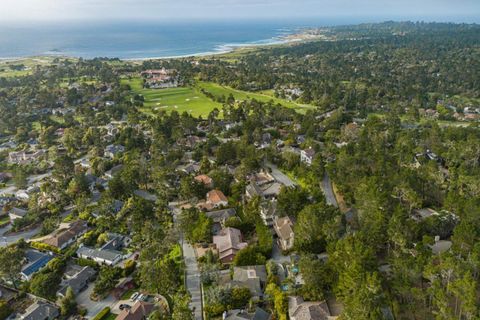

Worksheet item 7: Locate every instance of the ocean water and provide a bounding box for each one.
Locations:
[1,17,476,60]
[0,18,357,59]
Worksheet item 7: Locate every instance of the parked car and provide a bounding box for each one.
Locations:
[119,304,131,310]
[130,292,139,301]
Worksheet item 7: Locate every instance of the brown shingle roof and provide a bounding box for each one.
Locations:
[115,301,155,320]
[207,189,228,204]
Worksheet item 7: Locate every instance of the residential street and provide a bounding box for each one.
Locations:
[266,162,296,187]
[170,203,203,320]
[182,239,203,320]
[321,173,338,208]
[0,225,40,247]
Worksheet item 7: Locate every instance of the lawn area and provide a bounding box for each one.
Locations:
[197,81,315,114]
[122,77,316,117]
[0,56,64,78]
[121,77,222,117]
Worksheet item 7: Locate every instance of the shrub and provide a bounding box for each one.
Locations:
[0,300,12,320]
[92,307,110,320]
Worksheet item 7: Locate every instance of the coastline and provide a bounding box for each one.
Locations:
[0,29,322,63]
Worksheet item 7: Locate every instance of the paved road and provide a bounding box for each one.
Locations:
[0,225,41,247]
[182,240,203,320]
[170,203,202,320]
[76,282,118,319]
[0,205,74,247]
[266,163,296,187]
[321,173,338,208]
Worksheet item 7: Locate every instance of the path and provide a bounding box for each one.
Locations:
[321,173,338,208]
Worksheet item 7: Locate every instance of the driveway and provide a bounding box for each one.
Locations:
[76,282,118,319]
[321,173,338,208]
[266,163,296,187]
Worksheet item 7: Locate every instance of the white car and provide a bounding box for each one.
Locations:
[130,292,139,301]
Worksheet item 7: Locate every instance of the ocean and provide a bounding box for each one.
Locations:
[0,18,363,59]
[1,17,477,60]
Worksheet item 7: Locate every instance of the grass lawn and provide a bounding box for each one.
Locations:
[122,77,316,117]
[197,81,315,114]
[120,287,138,300]
[0,56,64,78]
[121,77,222,117]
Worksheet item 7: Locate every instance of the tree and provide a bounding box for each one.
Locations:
[294,203,339,254]
[233,246,266,266]
[171,293,194,320]
[0,246,24,289]
[0,300,12,320]
[93,267,121,297]
[13,166,27,189]
[59,287,77,316]
[30,271,61,299]
[265,283,288,320]
[256,222,273,258]
[298,255,333,301]
[230,287,251,309]
[276,186,309,218]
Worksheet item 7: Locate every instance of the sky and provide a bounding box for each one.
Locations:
[0,0,479,23]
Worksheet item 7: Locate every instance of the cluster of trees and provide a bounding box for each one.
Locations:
[193,22,479,113]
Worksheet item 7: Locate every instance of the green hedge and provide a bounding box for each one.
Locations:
[29,241,61,254]
[92,307,111,320]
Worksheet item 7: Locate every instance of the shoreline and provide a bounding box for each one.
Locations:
[0,30,321,63]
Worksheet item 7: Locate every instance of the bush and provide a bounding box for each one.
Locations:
[233,246,266,266]
[123,260,136,277]
[0,300,12,320]
[92,307,110,320]
[29,242,61,254]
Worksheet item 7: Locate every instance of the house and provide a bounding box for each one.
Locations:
[57,266,96,298]
[246,181,282,201]
[106,123,120,136]
[274,216,294,251]
[105,164,124,179]
[288,296,335,320]
[104,144,125,158]
[77,246,123,266]
[115,301,155,320]
[8,150,45,165]
[245,181,263,200]
[21,250,54,281]
[206,189,228,209]
[232,265,267,299]
[251,171,274,186]
[177,162,201,175]
[9,207,28,221]
[223,307,272,320]
[17,301,59,320]
[194,174,213,188]
[77,233,129,265]
[41,220,88,250]
[260,200,277,227]
[213,227,248,264]
[411,208,439,222]
[206,208,236,234]
[0,172,12,183]
[300,148,315,166]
